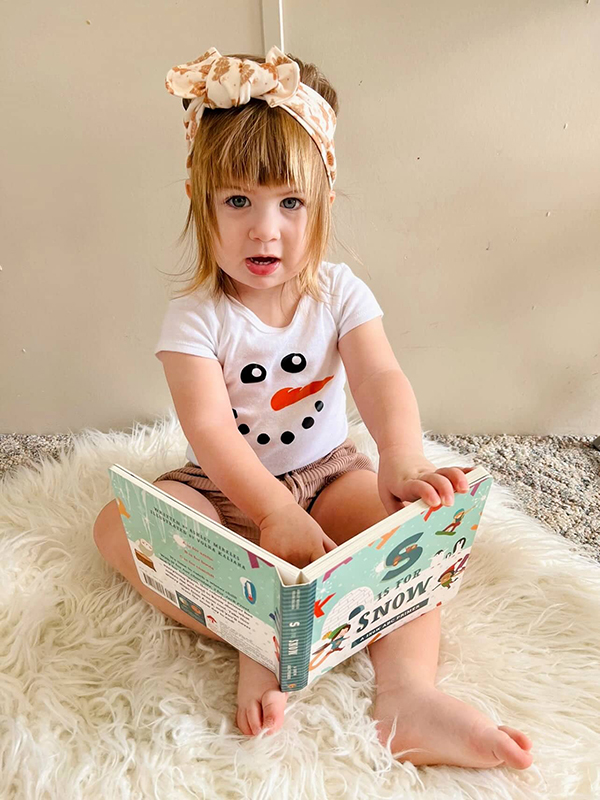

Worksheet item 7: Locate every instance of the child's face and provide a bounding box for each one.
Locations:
[186,181,334,297]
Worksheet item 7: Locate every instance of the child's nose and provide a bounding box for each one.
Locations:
[250,209,281,241]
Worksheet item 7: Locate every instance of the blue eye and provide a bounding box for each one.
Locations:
[224,196,304,210]
[281,197,304,210]
[225,195,249,209]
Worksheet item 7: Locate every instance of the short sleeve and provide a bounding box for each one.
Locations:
[331,263,384,339]
[154,294,219,361]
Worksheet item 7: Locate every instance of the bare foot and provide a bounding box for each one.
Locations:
[373,682,534,769]
[236,651,288,736]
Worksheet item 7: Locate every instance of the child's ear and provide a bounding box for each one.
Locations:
[185,180,192,200]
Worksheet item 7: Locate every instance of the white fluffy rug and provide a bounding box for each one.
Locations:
[1,409,599,800]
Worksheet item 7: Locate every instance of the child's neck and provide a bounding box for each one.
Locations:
[232,278,302,328]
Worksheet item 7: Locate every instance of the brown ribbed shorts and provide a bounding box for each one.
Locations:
[153,437,376,546]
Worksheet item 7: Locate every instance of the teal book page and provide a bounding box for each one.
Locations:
[109,466,282,676]
[306,472,493,685]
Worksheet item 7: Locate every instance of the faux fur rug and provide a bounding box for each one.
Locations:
[1,408,599,800]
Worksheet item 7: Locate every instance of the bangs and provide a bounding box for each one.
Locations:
[192,100,325,201]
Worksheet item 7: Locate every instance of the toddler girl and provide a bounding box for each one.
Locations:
[94,46,533,770]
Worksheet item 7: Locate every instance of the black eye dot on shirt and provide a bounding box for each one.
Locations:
[238,424,250,435]
[280,353,307,373]
[280,431,295,445]
[257,433,270,445]
[232,409,238,419]
[240,363,267,383]
[302,417,314,429]
[315,401,324,412]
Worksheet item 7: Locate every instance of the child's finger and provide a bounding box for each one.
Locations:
[418,474,455,506]
[434,467,470,492]
[322,533,338,551]
[394,478,442,508]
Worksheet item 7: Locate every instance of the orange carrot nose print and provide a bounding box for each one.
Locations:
[271,375,334,411]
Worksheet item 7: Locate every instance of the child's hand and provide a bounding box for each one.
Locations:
[259,502,338,569]
[377,450,472,516]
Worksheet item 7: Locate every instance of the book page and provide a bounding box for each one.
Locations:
[301,465,487,583]
[304,467,492,685]
[110,466,291,676]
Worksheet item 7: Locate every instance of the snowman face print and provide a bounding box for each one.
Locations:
[234,351,334,447]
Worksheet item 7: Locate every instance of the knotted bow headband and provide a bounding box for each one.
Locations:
[165,45,337,189]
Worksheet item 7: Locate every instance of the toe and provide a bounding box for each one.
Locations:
[498,725,533,751]
[236,707,252,736]
[261,689,287,734]
[491,727,534,770]
[246,700,264,736]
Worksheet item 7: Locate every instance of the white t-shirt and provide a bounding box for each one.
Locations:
[154,261,384,476]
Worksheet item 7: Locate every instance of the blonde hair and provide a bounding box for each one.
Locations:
[162,52,340,306]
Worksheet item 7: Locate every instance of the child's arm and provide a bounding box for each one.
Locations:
[338,318,470,513]
[187,423,337,565]
[159,351,299,525]
[189,424,297,524]
[338,318,428,460]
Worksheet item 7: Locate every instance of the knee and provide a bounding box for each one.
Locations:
[93,499,124,563]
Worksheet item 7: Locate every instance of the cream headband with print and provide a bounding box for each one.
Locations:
[165,45,337,189]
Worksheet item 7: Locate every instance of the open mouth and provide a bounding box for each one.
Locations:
[245,257,280,275]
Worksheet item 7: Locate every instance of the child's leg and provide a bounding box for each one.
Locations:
[236,651,288,735]
[370,616,533,769]
[309,469,534,770]
[93,480,288,736]
[93,482,226,642]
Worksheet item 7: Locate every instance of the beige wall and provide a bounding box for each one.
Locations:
[1,0,598,435]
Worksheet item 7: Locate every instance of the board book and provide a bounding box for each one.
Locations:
[109,463,493,692]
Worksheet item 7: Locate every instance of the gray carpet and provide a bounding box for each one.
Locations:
[1,431,599,563]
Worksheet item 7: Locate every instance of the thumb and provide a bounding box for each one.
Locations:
[322,532,338,552]
[309,543,328,564]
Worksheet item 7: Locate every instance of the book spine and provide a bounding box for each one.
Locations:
[279,581,316,692]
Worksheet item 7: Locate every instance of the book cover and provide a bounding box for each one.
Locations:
[108,463,492,692]
[109,466,299,677]
[302,466,493,686]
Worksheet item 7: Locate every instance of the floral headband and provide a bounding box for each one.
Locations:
[165,45,337,189]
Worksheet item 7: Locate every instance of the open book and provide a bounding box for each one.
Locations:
[109,463,493,692]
